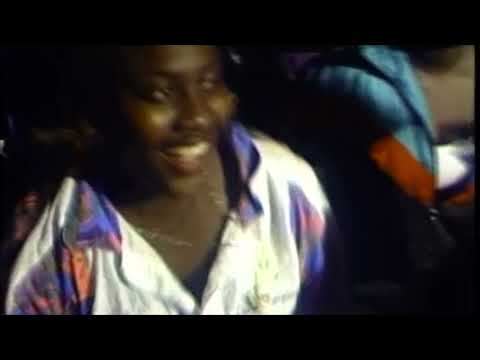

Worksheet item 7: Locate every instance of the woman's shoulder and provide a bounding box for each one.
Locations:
[252,131,315,173]
[250,131,330,210]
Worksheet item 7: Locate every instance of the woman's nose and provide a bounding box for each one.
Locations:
[174,91,213,132]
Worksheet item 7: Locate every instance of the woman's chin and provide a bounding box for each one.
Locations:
[162,174,206,197]
[145,147,215,196]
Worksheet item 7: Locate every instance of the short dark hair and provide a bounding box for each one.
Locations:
[5,47,117,200]
[6,46,242,199]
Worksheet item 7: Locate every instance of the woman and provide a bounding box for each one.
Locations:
[4,46,334,315]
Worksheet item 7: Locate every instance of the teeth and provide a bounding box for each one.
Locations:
[165,142,210,158]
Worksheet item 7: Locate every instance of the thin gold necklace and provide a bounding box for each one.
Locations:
[133,170,229,248]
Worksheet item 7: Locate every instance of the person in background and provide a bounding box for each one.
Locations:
[280,45,475,314]
[2,46,341,315]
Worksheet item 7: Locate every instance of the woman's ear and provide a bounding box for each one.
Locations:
[29,115,102,174]
[225,92,239,124]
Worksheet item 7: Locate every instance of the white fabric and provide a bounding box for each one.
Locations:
[6,136,331,315]
[436,142,473,190]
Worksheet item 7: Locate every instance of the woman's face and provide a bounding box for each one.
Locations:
[107,46,236,194]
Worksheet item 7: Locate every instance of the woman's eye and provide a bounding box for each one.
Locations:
[200,76,220,91]
[151,90,168,102]
[150,85,176,102]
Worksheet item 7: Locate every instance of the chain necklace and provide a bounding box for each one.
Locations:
[134,229,194,248]
[133,170,229,248]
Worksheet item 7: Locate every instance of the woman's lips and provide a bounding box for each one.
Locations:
[159,142,211,176]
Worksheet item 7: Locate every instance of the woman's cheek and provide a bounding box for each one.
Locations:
[140,106,176,135]
[209,89,237,126]
[121,96,176,144]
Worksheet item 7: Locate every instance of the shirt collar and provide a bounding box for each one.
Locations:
[71,122,265,249]
[66,181,122,253]
[227,122,264,225]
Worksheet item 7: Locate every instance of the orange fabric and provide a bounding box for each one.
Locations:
[70,247,92,302]
[448,184,475,205]
[61,246,93,302]
[370,136,436,206]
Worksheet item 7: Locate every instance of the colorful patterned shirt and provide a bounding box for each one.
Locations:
[5,123,331,315]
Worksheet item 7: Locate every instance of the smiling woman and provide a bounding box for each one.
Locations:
[3,46,339,315]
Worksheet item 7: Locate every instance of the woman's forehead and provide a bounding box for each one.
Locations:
[119,45,220,76]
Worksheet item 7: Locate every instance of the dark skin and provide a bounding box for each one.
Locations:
[86,46,240,283]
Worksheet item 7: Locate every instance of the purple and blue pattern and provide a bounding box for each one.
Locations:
[9,122,328,315]
[289,183,326,284]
